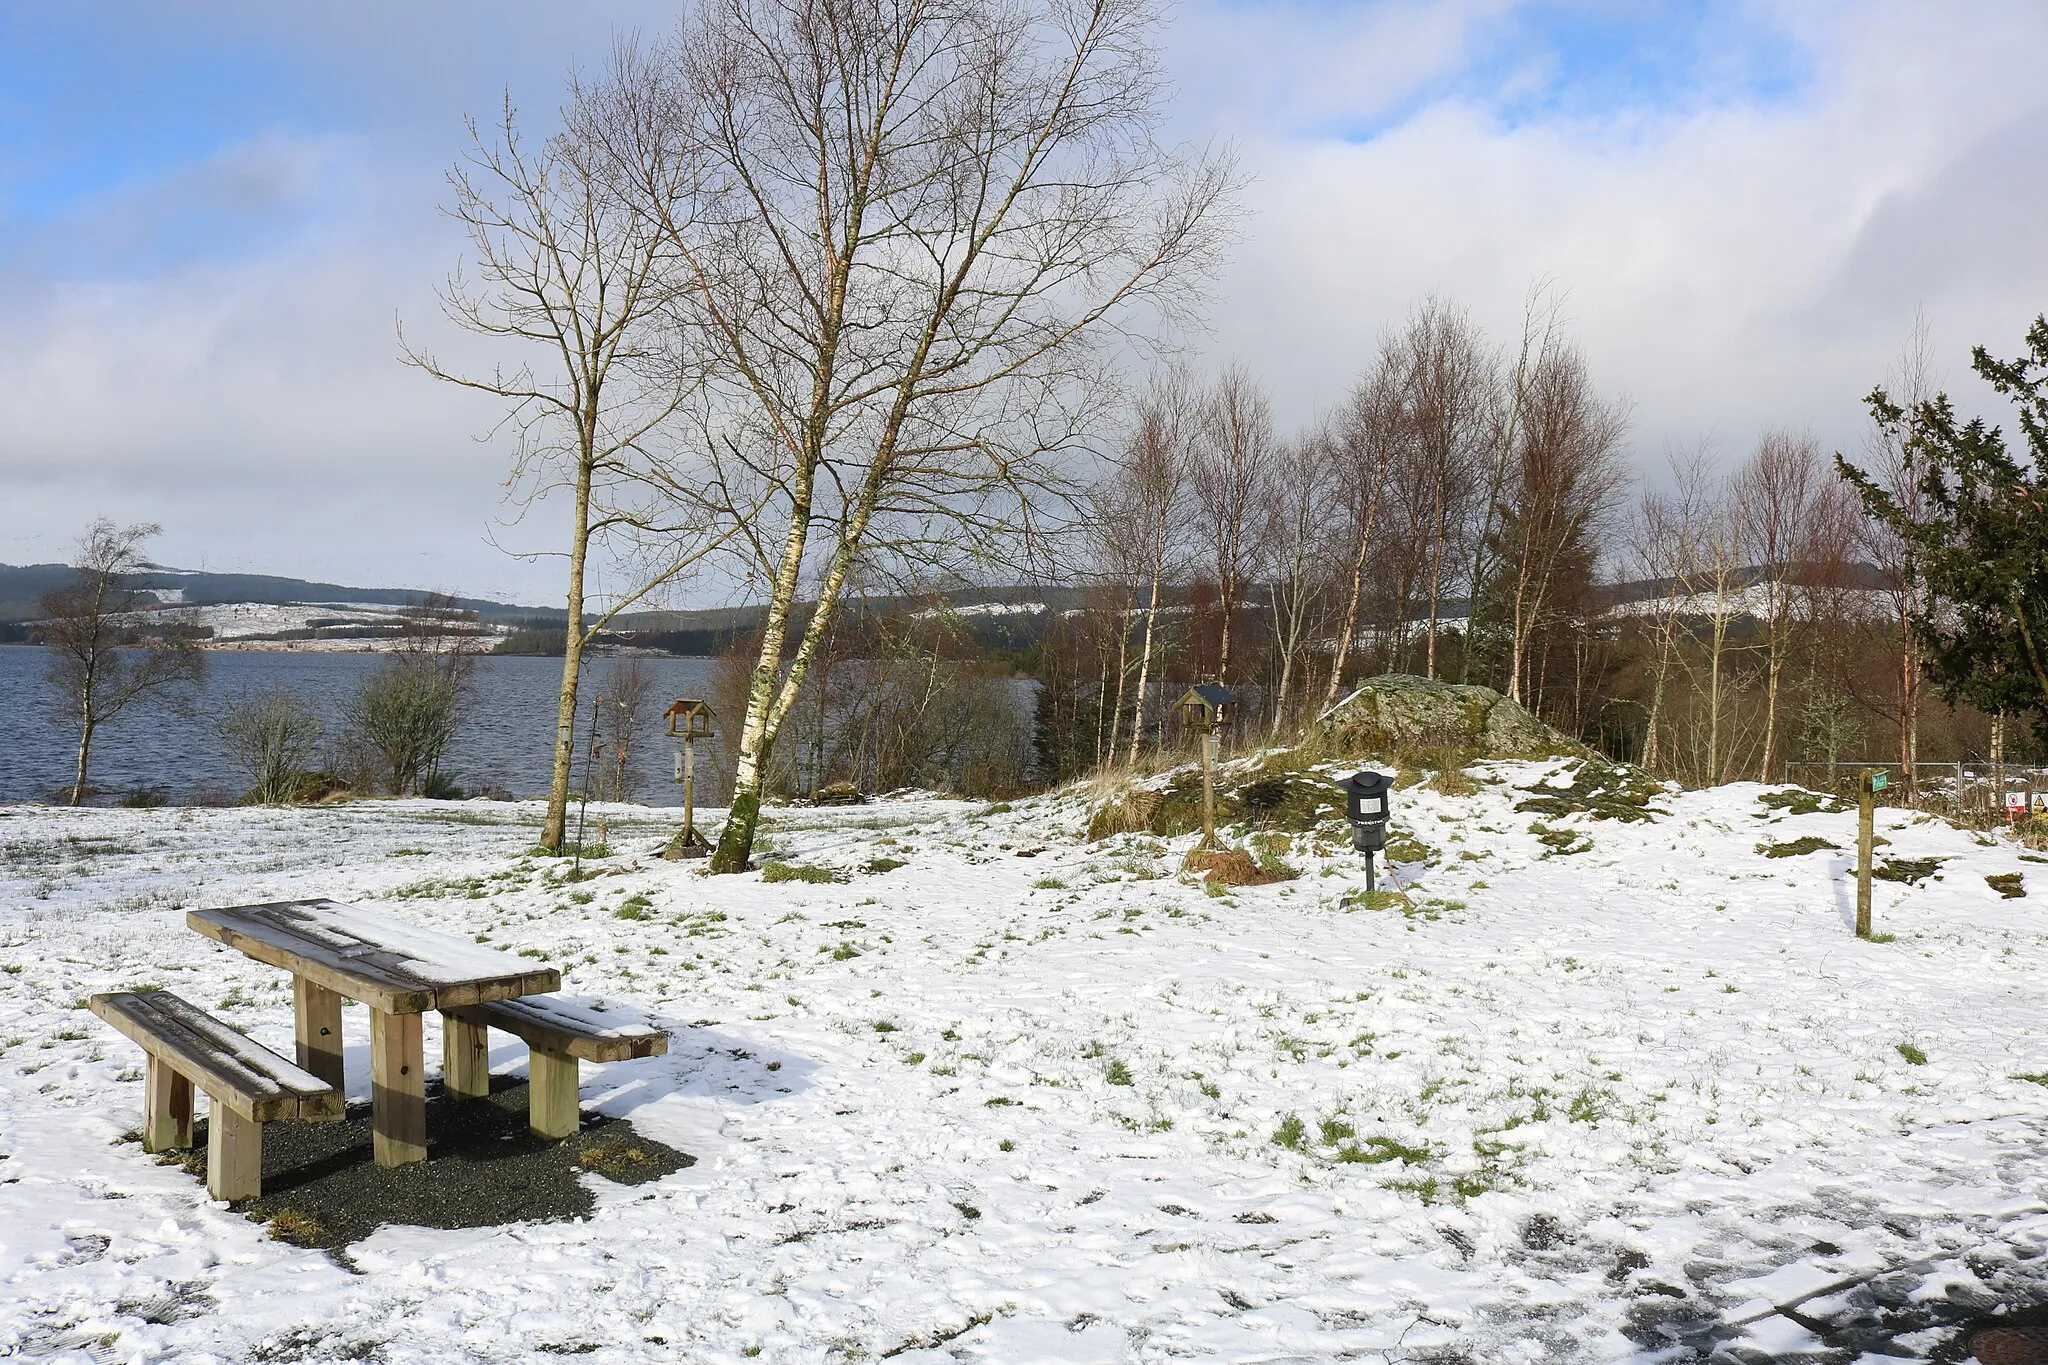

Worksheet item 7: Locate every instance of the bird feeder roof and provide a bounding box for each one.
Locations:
[1177,683,1237,709]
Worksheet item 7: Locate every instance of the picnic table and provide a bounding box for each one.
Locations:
[186,899,560,1167]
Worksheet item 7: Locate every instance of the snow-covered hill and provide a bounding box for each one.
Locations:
[4,761,2047,1361]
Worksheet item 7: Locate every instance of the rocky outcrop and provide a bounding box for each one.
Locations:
[1306,674,1582,761]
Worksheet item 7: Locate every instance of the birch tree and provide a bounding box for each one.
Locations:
[1113,376,1194,765]
[1190,364,1275,683]
[1494,342,1627,707]
[40,520,206,806]
[1736,428,1824,783]
[404,94,723,851]
[594,0,1236,869]
[1320,352,1398,710]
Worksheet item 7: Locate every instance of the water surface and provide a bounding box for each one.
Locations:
[0,647,717,805]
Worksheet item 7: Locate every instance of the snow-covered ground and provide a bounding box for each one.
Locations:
[111,601,512,650]
[5,762,2048,1362]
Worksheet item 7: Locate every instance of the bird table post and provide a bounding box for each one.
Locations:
[1175,684,1237,851]
[1856,767,1885,939]
[662,699,717,860]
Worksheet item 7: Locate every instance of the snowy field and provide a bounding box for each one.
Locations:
[5,761,2048,1363]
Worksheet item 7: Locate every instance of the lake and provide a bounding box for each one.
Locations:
[0,647,719,806]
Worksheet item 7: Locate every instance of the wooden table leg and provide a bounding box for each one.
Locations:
[143,1056,192,1152]
[294,978,345,1097]
[369,1008,427,1167]
[529,1046,581,1140]
[441,1010,490,1101]
[206,1103,262,1201]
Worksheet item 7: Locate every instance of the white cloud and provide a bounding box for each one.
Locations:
[2,0,2044,600]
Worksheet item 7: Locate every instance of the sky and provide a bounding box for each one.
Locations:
[1,0,2044,606]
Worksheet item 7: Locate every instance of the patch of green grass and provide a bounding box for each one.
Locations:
[1335,1135,1432,1165]
[1757,789,1852,816]
[830,942,862,960]
[1319,1116,1355,1145]
[387,848,431,857]
[1516,760,1667,823]
[904,1052,926,1065]
[1873,857,1946,885]
[1104,1059,1133,1086]
[1758,836,1838,858]
[872,1020,898,1034]
[1032,876,1066,890]
[1988,872,2026,899]
[614,894,654,920]
[762,861,841,885]
[1529,822,1592,857]
[862,857,907,874]
[1271,1114,1307,1150]
[1897,1042,1928,1066]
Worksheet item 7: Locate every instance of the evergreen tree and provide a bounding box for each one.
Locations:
[1838,316,2048,738]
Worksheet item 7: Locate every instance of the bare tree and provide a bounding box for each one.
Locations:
[590,0,1237,869]
[1259,423,1339,732]
[1848,310,1939,796]
[1114,375,1195,764]
[1495,341,1628,707]
[1320,347,1399,710]
[596,655,654,801]
[39,520,206,806]
[1465,278,1565,683]
[344,595,481,797]
[1629,449,1713,775]
[1399,297,1492,678]
[1190,364,1275,683]
[1736,428,1825,782]
[404,92,725,852]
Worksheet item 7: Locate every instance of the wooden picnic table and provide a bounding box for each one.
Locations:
[186,899,560,1168]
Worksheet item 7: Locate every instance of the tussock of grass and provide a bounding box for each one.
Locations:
[762,861,840,885]
[1758,836,1838,858]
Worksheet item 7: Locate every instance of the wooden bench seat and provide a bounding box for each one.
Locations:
[90,991,341,1201]
[440,996,667,1140]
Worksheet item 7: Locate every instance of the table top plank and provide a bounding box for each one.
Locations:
[186,899,561,1014]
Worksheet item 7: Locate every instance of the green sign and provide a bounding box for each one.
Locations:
[1870,771,1888,792]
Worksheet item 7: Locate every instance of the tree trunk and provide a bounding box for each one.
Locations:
[1758,618,1785,783]
[69,717,96,807]
[707,460,817,871]
[1128,569,1162,767]
[540,459,598,850]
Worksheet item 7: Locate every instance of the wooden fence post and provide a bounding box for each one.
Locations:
[1856,768,1878,939]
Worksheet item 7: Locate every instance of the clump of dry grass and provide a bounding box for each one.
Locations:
[1182,844,1296,886]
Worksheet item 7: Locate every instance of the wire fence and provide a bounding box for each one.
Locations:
[1781,760,2048,817]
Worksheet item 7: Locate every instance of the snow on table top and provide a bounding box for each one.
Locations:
[9,781,2048,1361]
[186,898,558,1010]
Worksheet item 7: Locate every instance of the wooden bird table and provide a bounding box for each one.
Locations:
[185,899,560,1168]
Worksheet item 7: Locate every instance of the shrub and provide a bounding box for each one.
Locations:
[218,686,326,804]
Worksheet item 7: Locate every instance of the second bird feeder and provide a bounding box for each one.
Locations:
[1176,683,1237,849]
[663,698,716,860]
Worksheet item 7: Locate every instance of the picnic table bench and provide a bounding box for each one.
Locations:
[185,899,559,1167]
[89,990,340,1200]
[443,995,668,1138]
